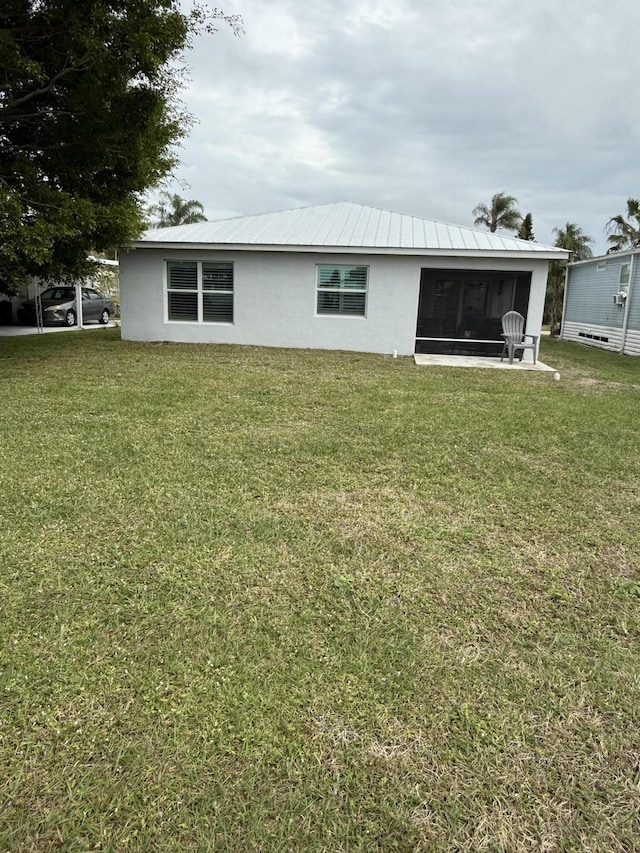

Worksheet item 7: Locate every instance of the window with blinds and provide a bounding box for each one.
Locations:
[167,261,198,321]
[203,262,234,322]
[316,265,367,316]
[167,261,233,323]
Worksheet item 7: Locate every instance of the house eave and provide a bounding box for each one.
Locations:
[568,246,640,267]
[130,241,567,261]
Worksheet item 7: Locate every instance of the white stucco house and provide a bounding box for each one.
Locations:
[119,202,569,358]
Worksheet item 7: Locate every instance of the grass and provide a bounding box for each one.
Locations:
[0,330,639,851]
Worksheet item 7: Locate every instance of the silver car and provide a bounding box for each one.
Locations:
[18,286,116,326]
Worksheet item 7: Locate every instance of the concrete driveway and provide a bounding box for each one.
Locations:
[0,322,118,337]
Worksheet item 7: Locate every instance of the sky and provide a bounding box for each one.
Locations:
[161,0,640,254]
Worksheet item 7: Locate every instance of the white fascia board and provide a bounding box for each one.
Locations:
[132,241,568,261]
[568,247,640,267]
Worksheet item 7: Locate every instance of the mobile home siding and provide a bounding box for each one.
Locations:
[564,260,626,327]
[563,251,640,355]
[561,321,622,352]
[625,268,640,332]
[623,328,640,357]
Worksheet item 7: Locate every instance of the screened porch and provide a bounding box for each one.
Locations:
[415,269,532,356]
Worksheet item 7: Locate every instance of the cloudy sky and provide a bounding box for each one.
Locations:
[164,0,640,254]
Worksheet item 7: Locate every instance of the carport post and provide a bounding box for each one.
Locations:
[34,285,44,334]
[75,281,84,328]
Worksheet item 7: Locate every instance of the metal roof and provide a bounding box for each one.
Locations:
[568,246,640,266]
[137,202,567,257]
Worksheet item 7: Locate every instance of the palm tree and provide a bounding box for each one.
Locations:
[148,192,207,228]
[607,198,640,251]
[472,192,522,233]
[545,223,594,334]
[552,222,594,260]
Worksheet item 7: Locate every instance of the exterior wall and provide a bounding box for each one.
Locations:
[564,257,627,328]
[622,328,640,357]
[1,278,40,324]
[563,253,640,355]
[120,247,550,357]
[561,320,622,352]
[625,263,640,355]
[521,260,548,344]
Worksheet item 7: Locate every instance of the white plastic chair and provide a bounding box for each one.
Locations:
[500,311,538,364]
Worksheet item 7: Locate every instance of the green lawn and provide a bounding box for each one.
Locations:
[1,330,639,851]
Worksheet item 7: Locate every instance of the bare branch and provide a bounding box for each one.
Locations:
[0,56,91,116]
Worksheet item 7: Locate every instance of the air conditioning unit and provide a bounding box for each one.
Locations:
[613,292,627,306]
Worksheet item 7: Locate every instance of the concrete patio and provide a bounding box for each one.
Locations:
[414,354,556,372]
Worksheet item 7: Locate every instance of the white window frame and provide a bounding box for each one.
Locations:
[619,262,631,291]
[165,260,234,324]
[315,264,368,317]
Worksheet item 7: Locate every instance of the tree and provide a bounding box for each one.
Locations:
[472,192,522,233]
[606,198,640,252]
[552,223,594,260]
[148,192,208,227]
[0,1,240,295]
[545,223,594,334]
[518,213,535,241]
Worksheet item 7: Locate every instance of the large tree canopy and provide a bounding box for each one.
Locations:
[0,0,239,294]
